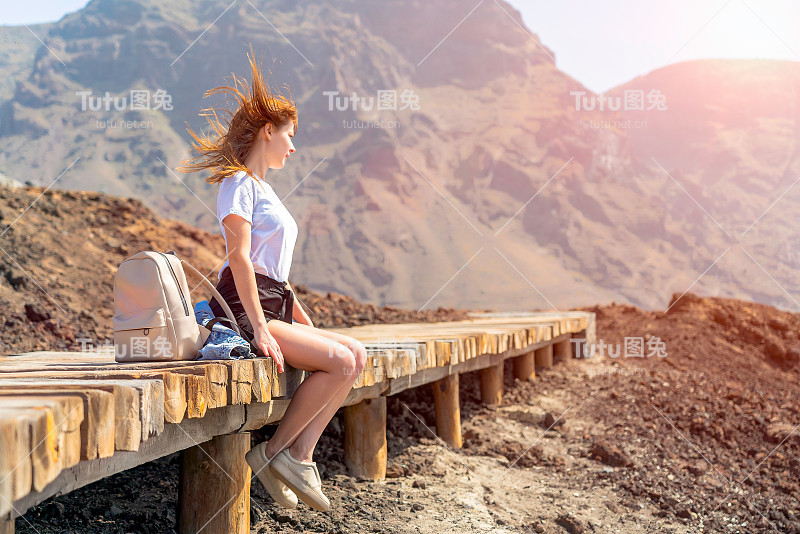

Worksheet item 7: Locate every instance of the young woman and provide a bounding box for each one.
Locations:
[179,52,367,512]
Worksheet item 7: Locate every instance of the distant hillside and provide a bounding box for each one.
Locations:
[1,0,799,313]
[0,23,54,103]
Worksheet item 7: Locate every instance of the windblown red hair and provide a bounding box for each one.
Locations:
[179,47,298,185]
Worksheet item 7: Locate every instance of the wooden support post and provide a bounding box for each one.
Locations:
[513,352,536,381]
[535,344,553,369]
[0,517,13,534]
[553,339,571,364]
[178,433,251,534]
[571,331,588,359]
[431,374,462,449]
[343,397,387,480]
[480,363,504,406]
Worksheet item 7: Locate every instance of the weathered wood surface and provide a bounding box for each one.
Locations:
[0,382,139,452]
[344,397,387,480]
[178,432,251,534]
[2,311,594,521]
[480,362,504,406]
[10,405,246,520]
[513,351,536,381]
[431,374,462,449]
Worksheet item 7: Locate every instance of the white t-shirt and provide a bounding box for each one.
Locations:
[216,170,298,283]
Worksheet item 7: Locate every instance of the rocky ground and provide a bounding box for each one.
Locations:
[3,167,799,534]
[11,292,800,533]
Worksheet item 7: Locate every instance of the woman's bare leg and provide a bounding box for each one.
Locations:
[278,323,367,460]
[260,321,366,463]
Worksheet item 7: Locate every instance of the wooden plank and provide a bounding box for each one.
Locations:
[250,359,272,403]
[327,318,572,341]
[2,315,592,371]
[165,360,248,407]
[0,382,139,452]
[0,389,114,461]
[160,372,188,424]
[283,365,305,399]
[183,375,208,419]
[0,409,32,506]
[435,340,450,367]
[0,405,58,495]
[0,410,31,508]
[65,378,163,442]
[0,396,83,471]
[362,355,375,388]
[0,369,186,425]
[371,353,384,385]
[0,414,13,517]
[384,366,449,397]
[272,367,285,398]
[144,364,226,410]
[240,400,291,431]
[356,325,552,364]
[341,383,389,408]
[226,360,254,405]
[3,365,219,417]
[10,404,246,519]
[161,360,250,407]
[384,343,551,398]
[0,358,230,415]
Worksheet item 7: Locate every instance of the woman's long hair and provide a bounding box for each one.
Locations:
[179,47,298,185]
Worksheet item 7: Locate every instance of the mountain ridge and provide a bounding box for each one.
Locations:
[1,1,798,313]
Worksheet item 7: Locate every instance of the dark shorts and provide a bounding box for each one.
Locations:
[208,266,295,354]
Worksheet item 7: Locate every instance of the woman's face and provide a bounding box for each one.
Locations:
[265,121,296,169]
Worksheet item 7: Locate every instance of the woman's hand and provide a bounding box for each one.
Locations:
[254,324,285,373]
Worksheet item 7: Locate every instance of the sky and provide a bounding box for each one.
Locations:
[3,0,800,94]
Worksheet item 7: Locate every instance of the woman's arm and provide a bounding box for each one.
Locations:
[286,281,314,327]
[222,214,285,371]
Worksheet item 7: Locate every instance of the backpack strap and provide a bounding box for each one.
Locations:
[203,317,239,331]
[177,257,241,336]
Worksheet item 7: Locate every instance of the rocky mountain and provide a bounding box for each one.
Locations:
[0,0,798,313]
[0,23,53,103]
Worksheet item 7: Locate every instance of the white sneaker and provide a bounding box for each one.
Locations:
[269,449,331,511]
[245,441,298,509]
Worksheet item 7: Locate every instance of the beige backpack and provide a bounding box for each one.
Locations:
[112,251,240,362]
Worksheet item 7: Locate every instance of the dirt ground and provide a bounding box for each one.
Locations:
[12,292,800,533]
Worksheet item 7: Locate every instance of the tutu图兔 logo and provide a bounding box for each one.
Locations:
[76,89,173,112]
[570,90,667,112]
[571,336,667,359]
[323,89,420,112]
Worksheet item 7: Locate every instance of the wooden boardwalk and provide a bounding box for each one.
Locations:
[0,311,594,533]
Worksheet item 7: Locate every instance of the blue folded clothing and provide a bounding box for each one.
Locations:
[194,300,255,360]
